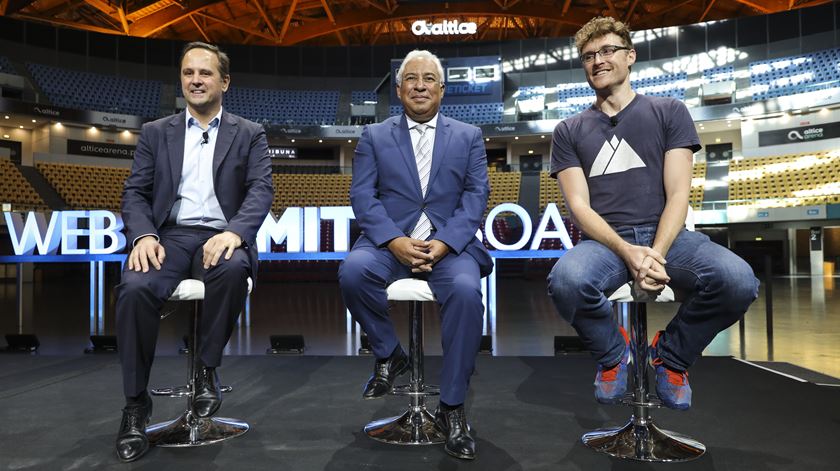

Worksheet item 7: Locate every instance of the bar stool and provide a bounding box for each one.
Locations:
[364,278,447,445]
[145,278,251,447]
[581,282,705,462]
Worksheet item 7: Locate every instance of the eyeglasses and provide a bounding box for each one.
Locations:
[402,74,440,85]
[580,45,632,64]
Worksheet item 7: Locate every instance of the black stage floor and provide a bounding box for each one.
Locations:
[0,355,838,470]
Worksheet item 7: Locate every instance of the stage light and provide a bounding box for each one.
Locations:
[84,335,118,353]
[554,335,585,355]
[291,139,295,143]
[2,135,8,139]
[31,119,36,123]
[3,115,8,119]
[540,135,545,138]
[18,125,23,129]
[479,335,493,354]
[267,334,305,354]
[485,138,490,141]
[54,122,62,128]
[528,150,534,154]
[318,139,323,143]
[347,139,352,143]
[514,136,519,140]
[3,334,40,352]
[358,333,372,355]
[122,130,131,137]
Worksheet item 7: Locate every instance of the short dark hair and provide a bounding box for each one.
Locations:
[179,42,230,78]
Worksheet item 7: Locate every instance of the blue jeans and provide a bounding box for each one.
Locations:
[547,224,759,370]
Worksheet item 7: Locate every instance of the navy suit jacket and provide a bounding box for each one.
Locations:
[350,114,493,277]
[121,110,273,276]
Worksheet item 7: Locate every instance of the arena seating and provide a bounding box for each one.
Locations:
[487,171,521,214]
[351,91,377,104]
[389,103,504,125]
[36,162,129,210]
[539,171,568,216]
[728,151,840,206]
[555,72,687,118]
[271,173,352,215]
[702,66,736,83]
[0,56,16,74]
[27,63,161,117]
[749,48,840,101]
[0,160,47,211]
[204,87,339,126]
[691,161,707,210]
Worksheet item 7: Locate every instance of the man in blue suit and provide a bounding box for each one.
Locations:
[339,50,492,460]
[114,42,273,462]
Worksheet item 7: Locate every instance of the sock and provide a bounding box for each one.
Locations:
[439,401,462,412]
[125,390,149,408]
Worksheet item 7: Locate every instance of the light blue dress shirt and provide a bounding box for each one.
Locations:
[168,108,228,230]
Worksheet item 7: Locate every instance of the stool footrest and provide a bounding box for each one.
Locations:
[392,384,440,396]
[620,397,663,408]
[150,385,233,397]
[582,418,705,462]
[147,411,249,447]
[364,408,446,445]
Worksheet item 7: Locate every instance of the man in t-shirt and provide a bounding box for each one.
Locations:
[547,17,759,410]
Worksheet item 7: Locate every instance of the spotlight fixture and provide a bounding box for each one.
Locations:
[554,335,585,355]
[84,335,118,353]
[267,334,305,354]
[3,334,40,353]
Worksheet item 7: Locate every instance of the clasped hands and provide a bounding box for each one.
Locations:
[127,231,243,272]
[621,244,670,294]
[387,236,449,273]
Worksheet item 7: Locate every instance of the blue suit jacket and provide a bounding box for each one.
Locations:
[350,114,493,277]
[121,110,274,276]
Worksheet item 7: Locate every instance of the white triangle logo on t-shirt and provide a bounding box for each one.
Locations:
[589,135,646,177]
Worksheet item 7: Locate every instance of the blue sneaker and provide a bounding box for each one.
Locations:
[594,326,631,404]
[650,331,692,410]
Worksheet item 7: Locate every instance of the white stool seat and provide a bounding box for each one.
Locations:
[169,278,253,302]
[608,282,677,303]
[386,278,435,302]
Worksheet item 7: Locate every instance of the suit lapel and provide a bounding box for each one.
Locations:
[213,111,239,180]
[428,114,451,190]
[391,116,423,199]
[167,112,186,188]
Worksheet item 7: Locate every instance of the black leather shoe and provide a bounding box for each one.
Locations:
[115,396,152,463]
[434,405,476,460]
[192,366,222,418]
[362,347,408,399]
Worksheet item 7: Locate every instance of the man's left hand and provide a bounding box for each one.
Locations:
[411,240,450,273]
[203,231,243,269]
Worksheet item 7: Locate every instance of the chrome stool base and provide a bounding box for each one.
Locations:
[147,412,249,447]
[582,418,705,462]
[365,407,446,445]
[151,385,232,398]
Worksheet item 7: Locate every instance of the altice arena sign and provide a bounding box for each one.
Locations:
[412,19,477,36]
[2,203,573,256]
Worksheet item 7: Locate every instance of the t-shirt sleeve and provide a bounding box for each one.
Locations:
[664,99,702,154]
[549,120,580,178]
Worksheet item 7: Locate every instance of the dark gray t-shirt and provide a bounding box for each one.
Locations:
[550,94,701,229]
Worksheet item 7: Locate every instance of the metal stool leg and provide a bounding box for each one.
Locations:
[582,302,705,462]
[147,300,249,447]
[364,300,446,445]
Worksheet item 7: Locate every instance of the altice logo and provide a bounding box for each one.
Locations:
[411,20,477,36]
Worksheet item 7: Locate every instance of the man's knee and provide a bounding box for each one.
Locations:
[718,256,760,307]
[547,258,589,301]
[338,250,376,292]
[207,251,249,283]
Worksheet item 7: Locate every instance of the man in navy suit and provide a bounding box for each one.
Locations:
[114,42,273,462]
[339,50,492,460]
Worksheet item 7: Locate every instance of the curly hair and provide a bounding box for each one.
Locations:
[574,17,634,53]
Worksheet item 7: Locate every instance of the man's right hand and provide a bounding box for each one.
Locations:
[127,236,166,272]
[387,236,434,268]
[619,243,669,290]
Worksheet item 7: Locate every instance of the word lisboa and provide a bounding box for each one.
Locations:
[411,20,477,36]
[3,203,573,256]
